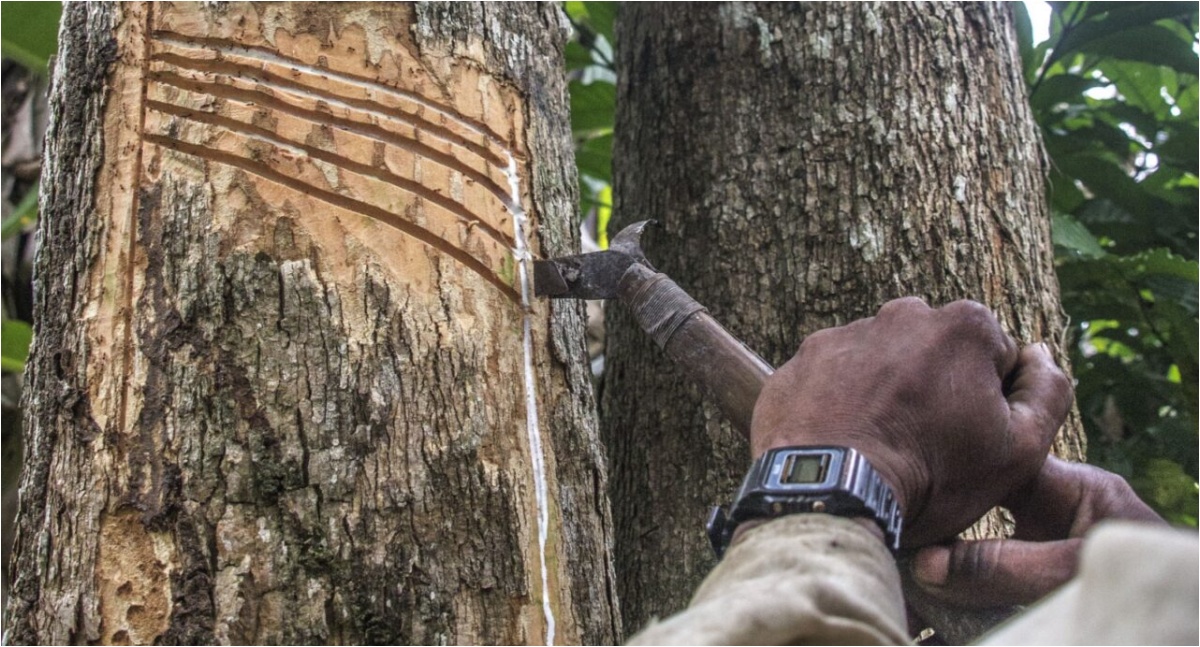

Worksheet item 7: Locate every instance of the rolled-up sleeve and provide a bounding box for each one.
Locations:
[627,514,908,645]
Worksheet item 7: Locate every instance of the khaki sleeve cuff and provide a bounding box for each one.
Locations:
[627,514,908,645]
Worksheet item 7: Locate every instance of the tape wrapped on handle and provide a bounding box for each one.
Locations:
[618,266,708,349]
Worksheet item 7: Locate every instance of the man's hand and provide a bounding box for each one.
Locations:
[751,297,1073,547]
[910,456,1165,606]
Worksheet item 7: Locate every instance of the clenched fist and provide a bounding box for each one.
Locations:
[751,298,1074,547]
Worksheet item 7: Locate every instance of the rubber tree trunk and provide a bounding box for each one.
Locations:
[602,2,1085,641]
[5,3,620,644]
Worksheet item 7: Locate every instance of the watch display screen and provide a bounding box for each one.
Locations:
[780,454,830,484]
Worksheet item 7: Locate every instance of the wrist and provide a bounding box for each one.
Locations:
[754,429,920,524]
[851,516,887,543]
[729,519,768,547]
[708,446,903,557]
[730,515,887,550]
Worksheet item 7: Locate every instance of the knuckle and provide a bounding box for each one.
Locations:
[878,297,931,321]
[1051,359,1072,384]
[1031,359,1075,416]
[1050,368,1074,402]
[1075,463,1139,507]
[948,540,1001,586]
[942,300,1001,332]
[942,300,1009,351]
[878,296,931,318]
[797,326,845,351]
[1095,468,1134,498]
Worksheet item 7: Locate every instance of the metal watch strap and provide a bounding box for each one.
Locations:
[706,446,902,558]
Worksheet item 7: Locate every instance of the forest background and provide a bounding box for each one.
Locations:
[2,0,1196,597]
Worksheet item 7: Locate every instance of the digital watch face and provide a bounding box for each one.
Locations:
[781,454,829,484]
[710,446,901,557]
[765,449,842,489]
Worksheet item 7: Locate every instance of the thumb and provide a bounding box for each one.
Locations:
[911,537,1083,607]
[1006,344,1074,465]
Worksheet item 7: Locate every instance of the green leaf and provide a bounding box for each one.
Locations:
[1054,156,1186,233]
[1131,458,1200,527]
[1052,3,1197,66]
[1030,74,1103,112]
[595,185,612,249]
[1,320,33,373]
[1057,249,1199,320]
[1075,24,1199,75]
[1013,2,1034,60]
[564,1,618,42]
[2,184,38,240]
[1157,122,1199,175]
[1155,299,1200,365]
[570,80,616,135]
[1026,41,1053,86]
[1080,2,1133,21]
[1137,167,1196,207]
[1044,120,1135,160]
[0,2,61,74]
[1154,301,1200,416]
[1093,102,1160,140]
[1047,167,1087,213]
[582,2,617,42]
[1056,153,1142,204]
[1052,213,1107,258]
[1123,248,1199,283]
[1176,81,1198,120]
[1094,2,1197,26]
[565,41,594,73]
[576,133,613,184]
[1145,274,1200,313]
[563,1,590,24]
[1098,60,1173,119]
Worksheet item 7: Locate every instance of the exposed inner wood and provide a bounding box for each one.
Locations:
[139,18,528,298]
[5,3,611,644]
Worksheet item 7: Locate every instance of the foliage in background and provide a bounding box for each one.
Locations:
[1014,1,1198,525]
[564,1,616,248]
[0,2,59,75]
[567,2,1199,524]
[1,2,59,374]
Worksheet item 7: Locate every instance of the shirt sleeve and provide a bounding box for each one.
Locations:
[626,514,909,645]
[978,521,1199,646]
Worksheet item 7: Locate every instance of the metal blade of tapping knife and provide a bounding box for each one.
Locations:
[532,259,571,297]
[532,250,637,300]
[533,220,659,300]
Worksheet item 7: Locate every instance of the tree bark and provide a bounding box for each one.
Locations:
[6,3,619,644]
[603,2,1085,641]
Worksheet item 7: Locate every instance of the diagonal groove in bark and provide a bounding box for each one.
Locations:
[151,30,513,149]
[11,3,620,643]
[145,97,514,248]
[146,69,517,211]
[149,48,509,169]
[143,132,521,303]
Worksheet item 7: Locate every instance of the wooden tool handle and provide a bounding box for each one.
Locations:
[616,262,1017,642]
[617,264,773,437]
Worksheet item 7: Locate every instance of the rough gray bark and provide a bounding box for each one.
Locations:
[603,2,1085,641]
[6,3,619,644]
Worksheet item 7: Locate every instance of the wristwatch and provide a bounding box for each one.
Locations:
[706,446,902,557]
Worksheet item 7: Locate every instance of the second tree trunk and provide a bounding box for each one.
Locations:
[603,2,1084,640]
